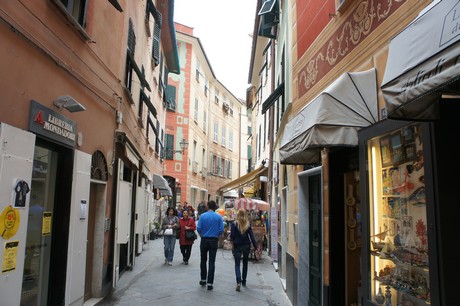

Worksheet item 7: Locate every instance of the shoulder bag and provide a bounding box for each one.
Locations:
[185,219,197,240]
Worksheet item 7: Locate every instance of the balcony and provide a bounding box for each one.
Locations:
[192,161,198,173]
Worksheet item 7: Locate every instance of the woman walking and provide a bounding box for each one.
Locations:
[178,210,197,264]
[230,209,258,292]
[162,207,179,265]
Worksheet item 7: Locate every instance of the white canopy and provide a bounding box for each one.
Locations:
[280,68,378,164]
[381,0,460,120]
[152,174,172,196]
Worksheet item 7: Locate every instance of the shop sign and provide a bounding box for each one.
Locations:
[28,100,76,147]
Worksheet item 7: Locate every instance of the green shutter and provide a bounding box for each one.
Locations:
[152,13,162,65]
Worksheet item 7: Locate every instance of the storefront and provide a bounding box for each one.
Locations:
[359,1,460,305]
[0,100,91,305]
[280,68,378,306]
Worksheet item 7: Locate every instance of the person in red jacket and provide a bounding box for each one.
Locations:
[178,209,197,265]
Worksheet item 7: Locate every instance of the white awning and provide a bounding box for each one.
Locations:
[382,0,460,120]
[125,144,139,166]
[217,165,267,193]
[280,68,378,164]
[223,190,238,198]
[152,174,172,196]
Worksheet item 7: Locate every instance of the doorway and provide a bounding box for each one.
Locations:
[21,139,73,305]
[298,167,322,306]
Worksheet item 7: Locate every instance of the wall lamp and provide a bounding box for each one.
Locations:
[53,95,86,112]
[167,138,189,154]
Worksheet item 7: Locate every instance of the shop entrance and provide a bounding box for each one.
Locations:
[298,167,322,306]
[21,139,73,305]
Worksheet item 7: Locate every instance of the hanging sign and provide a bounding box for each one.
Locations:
[0,205,20,239]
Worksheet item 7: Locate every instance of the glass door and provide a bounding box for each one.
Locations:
[365,123,430,305]
[21,145,57,306]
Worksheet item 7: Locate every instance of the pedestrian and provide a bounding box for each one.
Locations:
[178,209,196,265]
[197,201,206,219]
[196,200,224,290]
[161,206,179,266]
[230,209,258,292]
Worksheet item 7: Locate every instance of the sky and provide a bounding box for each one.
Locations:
[173,0,257,100]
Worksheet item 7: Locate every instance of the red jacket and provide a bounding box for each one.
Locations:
[179,216,197,245]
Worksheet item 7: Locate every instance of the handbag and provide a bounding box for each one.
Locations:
[164,228,173,236]
[185,230,197,240]
[185,219,197,240]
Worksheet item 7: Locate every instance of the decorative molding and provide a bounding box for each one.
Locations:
[297,0,406,99]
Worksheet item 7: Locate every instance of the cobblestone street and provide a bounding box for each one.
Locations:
[97,236,292,306]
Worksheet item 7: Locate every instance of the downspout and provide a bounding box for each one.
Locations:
[268,39,275,204]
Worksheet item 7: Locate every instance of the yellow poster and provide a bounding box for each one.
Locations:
[2,240,19,273]
[0,205,20,239]
[42,212,52,236]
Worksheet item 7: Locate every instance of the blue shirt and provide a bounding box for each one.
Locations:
[197,211,224,238]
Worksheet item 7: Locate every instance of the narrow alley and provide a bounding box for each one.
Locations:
[97,236,292,306]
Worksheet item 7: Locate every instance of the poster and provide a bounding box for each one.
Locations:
[42,212,52,236]
[270,207,278,261]
[2,240,19,273]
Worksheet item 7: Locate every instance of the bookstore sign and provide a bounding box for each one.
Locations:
[28,100,77,147]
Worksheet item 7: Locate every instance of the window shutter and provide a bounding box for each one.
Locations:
[128,18,136,54]
[166,85,176,111]
[166,134,174,160]
[152,13,162,65]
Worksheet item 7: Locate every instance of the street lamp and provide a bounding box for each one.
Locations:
[168,138,189,154]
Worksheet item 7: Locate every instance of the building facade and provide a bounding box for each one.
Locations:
[164,24,244,209]
[251,0,458,305]
[0,1,178,305]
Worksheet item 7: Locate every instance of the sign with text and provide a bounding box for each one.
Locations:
[28,100,77,147]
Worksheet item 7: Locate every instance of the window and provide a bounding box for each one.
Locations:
[203,110,207,132]
[194,98,199,122]
[215,89,220,104]
[204,78,209,97]
[195,59,201,82]
[230,101,234,115]
[226,160,232,178]
[229,130,233,151]
[56,0,87,28]
[222,126,226,147]
[213,122,218,143]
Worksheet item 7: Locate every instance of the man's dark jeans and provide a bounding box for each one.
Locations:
[200,238,218,284]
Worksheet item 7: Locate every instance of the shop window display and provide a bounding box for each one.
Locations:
[366,123,430,305]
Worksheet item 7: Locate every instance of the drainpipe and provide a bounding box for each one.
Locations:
[268,39,275,204]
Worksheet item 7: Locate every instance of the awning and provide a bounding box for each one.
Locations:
[152,174,172,196]
[157,0,180,74]
[217,165,267,193]
[125,144,139,167]
[262,82,284,114]
[280,68,378,164]
[223,190,238,198]
[381,1,460,121]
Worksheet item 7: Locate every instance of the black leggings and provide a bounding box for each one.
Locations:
[180,244,193,262]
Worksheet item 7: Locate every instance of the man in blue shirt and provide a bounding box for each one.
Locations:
[197,200,224,290]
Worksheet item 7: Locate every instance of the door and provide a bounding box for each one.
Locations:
[21,139,73,305]
[84,183,97,301]
[298,167,322,306]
